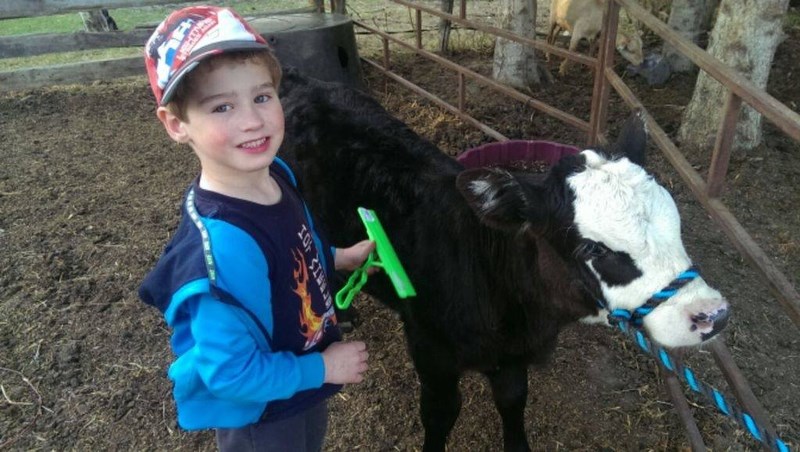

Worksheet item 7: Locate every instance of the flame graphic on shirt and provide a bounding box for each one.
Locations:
[292,248,324,350]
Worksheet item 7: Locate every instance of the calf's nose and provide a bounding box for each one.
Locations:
[690,303,730,341]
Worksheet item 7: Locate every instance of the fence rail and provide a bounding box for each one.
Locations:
[1,0,197,19]
[0,29,152,59]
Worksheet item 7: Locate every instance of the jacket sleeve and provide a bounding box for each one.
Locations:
[188,293,326,403]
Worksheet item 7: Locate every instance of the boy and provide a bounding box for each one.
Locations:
[138,6,372,451]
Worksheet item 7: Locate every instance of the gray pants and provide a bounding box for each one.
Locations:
[216,401,328,452]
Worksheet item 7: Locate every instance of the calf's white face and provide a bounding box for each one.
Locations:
[570,151,729,347]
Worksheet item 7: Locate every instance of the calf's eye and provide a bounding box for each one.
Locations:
[576,239,609,260]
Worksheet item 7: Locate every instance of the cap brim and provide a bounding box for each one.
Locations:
[159,41,271,106]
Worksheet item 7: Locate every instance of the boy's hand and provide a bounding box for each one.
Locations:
[322,341,368,384]
[335,240,377,272]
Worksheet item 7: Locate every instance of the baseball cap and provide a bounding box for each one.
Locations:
[144,6,271,106]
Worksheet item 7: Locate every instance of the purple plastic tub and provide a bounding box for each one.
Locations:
[456,140,580,169]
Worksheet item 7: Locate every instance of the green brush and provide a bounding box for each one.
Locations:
[334,207,416,310]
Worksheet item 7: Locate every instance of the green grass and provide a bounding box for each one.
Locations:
[0,13,80,36]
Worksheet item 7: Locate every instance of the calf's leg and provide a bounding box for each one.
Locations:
[484,361,531,452]
[419,370,461,452]
[407,338,462,452]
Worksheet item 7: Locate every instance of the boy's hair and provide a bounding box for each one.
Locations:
[165,50,282,121]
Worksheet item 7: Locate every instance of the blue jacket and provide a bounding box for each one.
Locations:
[139,158,342,430]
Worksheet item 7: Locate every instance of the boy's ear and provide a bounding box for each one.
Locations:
[156,106,189,144]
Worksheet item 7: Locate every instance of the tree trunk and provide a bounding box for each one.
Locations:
[492,0,550,90]
[439,0,455,53]
[662,0,719,72]
[678,0,788,151]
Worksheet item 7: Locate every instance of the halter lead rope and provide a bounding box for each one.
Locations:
[597,266,792,452]
[621,320,791,452]
[602,266,699,327]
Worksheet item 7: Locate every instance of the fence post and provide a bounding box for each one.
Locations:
[416,9,423,49]
[588,0,621,146]
[707,91,742,198]
[709,340,780,450]
[458,72,465,111]
[79,9,117,31]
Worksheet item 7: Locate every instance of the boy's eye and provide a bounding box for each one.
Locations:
[255,94,271,104]
[212,104,232,113]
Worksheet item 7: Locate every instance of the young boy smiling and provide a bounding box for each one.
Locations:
[139,6,371,451]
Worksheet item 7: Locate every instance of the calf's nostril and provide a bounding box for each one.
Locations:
[699,308,730,341]
[691,312,709,323]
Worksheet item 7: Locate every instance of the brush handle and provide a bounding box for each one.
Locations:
[334,253,376,310]
[357,208,416,299]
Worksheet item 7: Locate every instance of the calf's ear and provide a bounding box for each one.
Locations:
[456,168,548,232]
[612,109,648,166]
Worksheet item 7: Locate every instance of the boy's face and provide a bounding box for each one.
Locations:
[159,58,284,181]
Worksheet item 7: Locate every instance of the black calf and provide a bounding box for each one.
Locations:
[278,69,642,451]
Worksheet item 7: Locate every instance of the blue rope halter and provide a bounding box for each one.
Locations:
[598,266,700,328]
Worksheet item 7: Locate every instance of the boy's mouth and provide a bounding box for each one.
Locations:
[238,137,269,154]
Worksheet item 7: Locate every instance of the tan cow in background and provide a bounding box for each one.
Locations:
[546,0,644,75]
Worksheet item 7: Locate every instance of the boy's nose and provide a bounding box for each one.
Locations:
[240,105,265,130]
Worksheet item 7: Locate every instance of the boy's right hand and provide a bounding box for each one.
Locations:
[321,341,368,384]
[334,240,376,272]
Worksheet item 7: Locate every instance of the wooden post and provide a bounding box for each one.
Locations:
[663,373,707,451]
[458,72,465,111]
[707,91,742,198]
[588,0,621,146]
[331,0,346,15]
[416,9,422,49]
[79,9,117,31]
[383,36,390,92]
[709,340,780,449]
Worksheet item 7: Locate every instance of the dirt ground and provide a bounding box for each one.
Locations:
[1,9,799,452]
